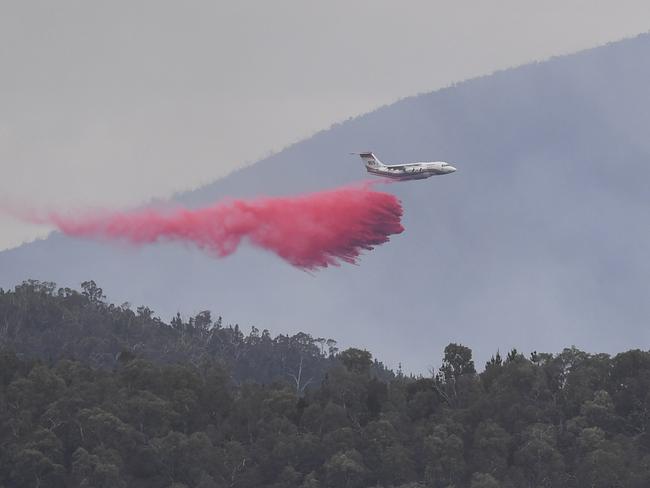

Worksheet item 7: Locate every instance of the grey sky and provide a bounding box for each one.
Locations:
[1,0,649,250]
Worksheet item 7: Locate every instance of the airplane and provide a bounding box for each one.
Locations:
[352,152,456,180]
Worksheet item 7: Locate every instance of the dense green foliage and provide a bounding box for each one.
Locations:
[0,280,391,385]
[1,281,650,487]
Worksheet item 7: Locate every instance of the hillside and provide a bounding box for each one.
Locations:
[2,34,650,371]
[2,304,650,486]
[0,280,395,386]
[2,281,650,486]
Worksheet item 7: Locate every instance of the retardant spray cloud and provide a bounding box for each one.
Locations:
[6,184,404,270]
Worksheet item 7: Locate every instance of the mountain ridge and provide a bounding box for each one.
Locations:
[3,33,650,372]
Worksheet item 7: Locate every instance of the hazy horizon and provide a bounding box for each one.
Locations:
[2,1,650,250]
[4,32,650,373]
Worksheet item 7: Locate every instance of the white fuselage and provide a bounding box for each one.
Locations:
[366,161,457,180]
[355,152,457,181]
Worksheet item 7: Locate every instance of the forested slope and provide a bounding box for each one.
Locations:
[0,280,391,386]
[1,281,650,487]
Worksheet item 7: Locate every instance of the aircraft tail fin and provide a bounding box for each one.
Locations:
[351,152,384,168]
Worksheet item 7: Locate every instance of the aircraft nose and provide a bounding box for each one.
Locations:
[447,165,457,173]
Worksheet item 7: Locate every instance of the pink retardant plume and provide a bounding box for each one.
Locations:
[24,185,404,270]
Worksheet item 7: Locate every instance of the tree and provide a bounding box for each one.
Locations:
[300,471,320,488]
[287,355,315,395]
[470,472,500,488]
[193,311,213,332]
[435,343,477,407]
[439,343,476,383]
[71,447,126,488]
[9,448,65,488]
[513,423,564,487]
[338,349,372,375]
[81,280,105,304]
[471,421,510,478]
[423,424,467,488]
[324,450,367,488]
